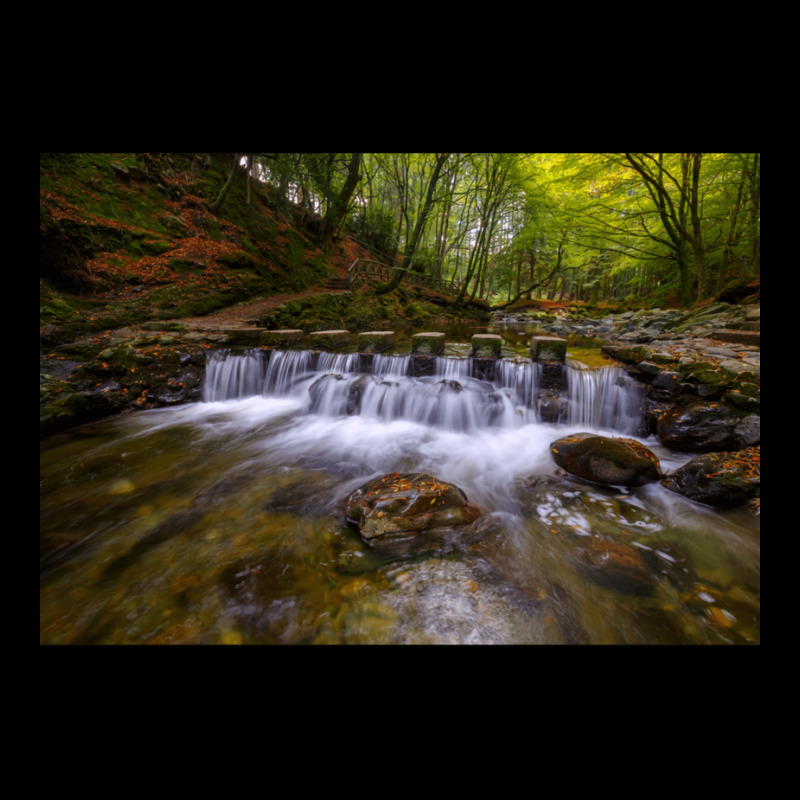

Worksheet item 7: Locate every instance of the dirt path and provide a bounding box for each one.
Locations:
[178,287,350,331]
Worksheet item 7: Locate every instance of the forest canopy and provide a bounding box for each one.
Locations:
[239,153,760,308]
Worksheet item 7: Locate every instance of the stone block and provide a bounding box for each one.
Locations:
[308,330,351,350]
[358,331,396,352]
[531,335,567,362]
[471,333,502,358]
[412,332,445,355]
[260,329,305,347]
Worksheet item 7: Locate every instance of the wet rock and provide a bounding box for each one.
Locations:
[661,448,760,508]
[538,391,568,423]
[343,472,482,553]
[649,370,683,400]
[345,374,372,415]
[656,402,757,452]
[549,432,662,487]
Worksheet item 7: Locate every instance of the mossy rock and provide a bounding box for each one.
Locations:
[550,432,662,487]
[531,336,567,362]
[358,331,396,352]
[412,332,445,355]
[471,334,502,358]
[612,345,651,365]
[308,330,350,350]
[261,329,305,347]
[692,367,737,388]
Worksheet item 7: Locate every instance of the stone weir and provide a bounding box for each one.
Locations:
[259,329,569,422]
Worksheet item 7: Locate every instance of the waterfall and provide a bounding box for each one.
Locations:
[565,364,644,434]
[495,357,540,409]
[372,353,411,378]
[202,349,268,402]
[202,349,644,434]
[435,355,472,380]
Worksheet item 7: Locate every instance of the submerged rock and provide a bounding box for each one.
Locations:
[574,537,658,596]
[549,432,662,487]
[343,472,482,553]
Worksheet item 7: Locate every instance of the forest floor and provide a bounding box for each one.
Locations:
[176,286,352,331]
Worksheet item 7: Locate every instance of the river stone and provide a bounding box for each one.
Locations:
[550,432,662,487]
[343,472,481,552]
[650,370,683,399]
[656,402,750,452]
[661,449,760,508]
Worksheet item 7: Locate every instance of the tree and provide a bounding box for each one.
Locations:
[207,153,242,215]
[375,153,450,294]
[317,153,362,248]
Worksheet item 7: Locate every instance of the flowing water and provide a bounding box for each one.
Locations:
[40,348,760,644]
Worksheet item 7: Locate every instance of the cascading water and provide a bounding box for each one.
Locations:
[565,363,645,435]
[40,345,759,645]
[203,348,642,433]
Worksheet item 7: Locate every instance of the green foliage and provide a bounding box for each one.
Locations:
[351,208,399,258]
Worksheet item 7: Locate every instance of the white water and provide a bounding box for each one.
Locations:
[40,347,760,644]
[203,349,644,436]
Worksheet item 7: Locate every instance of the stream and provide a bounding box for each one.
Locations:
[40,342,760,644]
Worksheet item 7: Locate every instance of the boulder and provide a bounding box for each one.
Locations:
[343,472,481,553]
[656,402,759,452]
[549,432,662,487]
[661,447,760,508]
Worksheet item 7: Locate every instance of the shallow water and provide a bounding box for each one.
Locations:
[40,351,760,644]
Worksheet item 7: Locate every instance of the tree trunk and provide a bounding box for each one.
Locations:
[376,154,449,295]
[208,153,241,215]
[318,153,362,249]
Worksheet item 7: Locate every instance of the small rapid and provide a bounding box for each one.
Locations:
[40,344,759,645]
[202,348,644,435]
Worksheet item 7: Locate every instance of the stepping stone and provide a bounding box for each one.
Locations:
[308,330,351,350]
[412,332,445,355]
[358,331,396,352]
[531,335,567,362]
[261,329,305,346]
[471,333,502,358]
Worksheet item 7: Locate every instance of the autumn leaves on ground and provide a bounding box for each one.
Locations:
[41,155,367,330]
[39,154,479,435]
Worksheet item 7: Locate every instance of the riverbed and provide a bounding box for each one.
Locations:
[40,349,759,644]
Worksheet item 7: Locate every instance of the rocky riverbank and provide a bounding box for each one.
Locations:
[40,295,761,514]
[496,300,760,510]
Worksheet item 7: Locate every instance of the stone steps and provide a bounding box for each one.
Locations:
[258,330,568,361]
[254,331,569,384]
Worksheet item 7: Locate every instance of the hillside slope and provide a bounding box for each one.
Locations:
[39,153,486,436]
